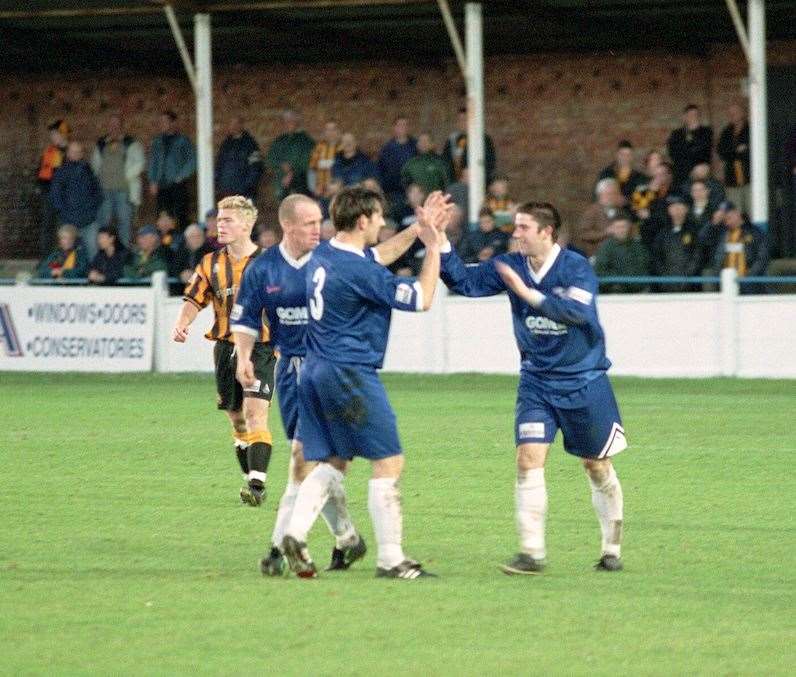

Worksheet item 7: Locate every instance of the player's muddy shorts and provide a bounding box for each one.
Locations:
[214,340,275,412]
[298,355,402,462]
[515,372,627,459]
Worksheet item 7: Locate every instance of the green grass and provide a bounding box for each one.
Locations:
[1,373,794,676]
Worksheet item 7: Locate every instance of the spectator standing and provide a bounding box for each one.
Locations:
[35,224,89,280]
[124,225,168,280]
[667,104,713,187]
[457,208,509,263]
[331,132,377,186]
[390,183,426,274]
[596,141,647,201]
[442,106,497,182]
[717,104,751,214]
[400,132,449,195]
[594,213,650,293]
[91,113,146,248]
[87,225,129,285]
[377,116,418,207]
[711,203,769,287]
[651,195,699,291]
[49,141,102,259]
[147,110,196,229]
[573,178,623,259]
[36,119,69,255]
[265,109,315,199]
[307,120,341,198]
[215,116,264,200]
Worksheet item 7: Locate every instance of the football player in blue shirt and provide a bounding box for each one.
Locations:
[439,201,626,574]
[279,186,450,579]
[232,193,426,575]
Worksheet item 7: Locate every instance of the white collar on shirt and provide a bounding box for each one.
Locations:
[526,243,561,285]
[278,242,312,269]
[330,237,366,258]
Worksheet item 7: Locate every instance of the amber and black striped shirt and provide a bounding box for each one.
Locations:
[308,141,340,195]
[183,247,269,343]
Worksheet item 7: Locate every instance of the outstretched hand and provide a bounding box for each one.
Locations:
[416,191,455,240]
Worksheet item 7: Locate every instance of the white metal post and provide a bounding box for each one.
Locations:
[719,268,739,376]
[194,13,214,222]
[465,2,485,229]
[748,0,768,231]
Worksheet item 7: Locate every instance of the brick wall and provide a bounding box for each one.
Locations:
[1,40,794,258]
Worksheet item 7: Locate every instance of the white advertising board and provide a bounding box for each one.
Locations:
[0,285,154,372]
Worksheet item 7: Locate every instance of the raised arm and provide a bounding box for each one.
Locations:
[372,222,419,266]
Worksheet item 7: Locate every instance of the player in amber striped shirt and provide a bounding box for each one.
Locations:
[307,121,340,198]
[172,195,275,507]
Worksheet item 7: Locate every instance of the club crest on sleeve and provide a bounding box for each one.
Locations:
[395,283,413,305]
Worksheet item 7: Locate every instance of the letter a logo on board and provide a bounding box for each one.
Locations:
[0,304,23,357]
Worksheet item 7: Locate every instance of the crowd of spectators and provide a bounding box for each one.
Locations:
[32,100,791,293]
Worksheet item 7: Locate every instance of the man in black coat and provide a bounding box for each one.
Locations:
[215,116,264,200]
[667,104,713,188]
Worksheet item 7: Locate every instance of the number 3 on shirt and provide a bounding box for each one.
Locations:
[309,267,326,320]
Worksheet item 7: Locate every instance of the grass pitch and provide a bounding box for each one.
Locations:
[1,373,794,675]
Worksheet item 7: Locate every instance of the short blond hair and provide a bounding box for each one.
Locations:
[217,195,258,226]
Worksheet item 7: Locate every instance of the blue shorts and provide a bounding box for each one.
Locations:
[298,357,402,462]
[515,373,627,459]
[275,355,303,441]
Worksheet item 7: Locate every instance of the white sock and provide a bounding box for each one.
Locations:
[320,480,358,549]
[271,481,299,550]
[368,478,405,569]
[589,465,624,558]
[516,468,547,560]
[284,463,343,543]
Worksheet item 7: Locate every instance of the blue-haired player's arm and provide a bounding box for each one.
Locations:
[231,262,267,387]
[439,241,506,297]
[497,256,598,327]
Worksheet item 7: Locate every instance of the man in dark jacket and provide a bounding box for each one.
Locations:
[49,141,102,259]
[717,103,751,214]
[457,208,508,263]
[215,116,263,200]
[596,140,647,202]
[377,116,417,208]
[400,133,450,195]
[442,106,497,183]
[594,212,650,293]
[667,104,713,187]
[651,194,700,292]
[332,133,377,187]
[265,109,315,199]
[88,226,129,285]
[711,202,769,293]
[124,225,168,280]
[147,110,196,229]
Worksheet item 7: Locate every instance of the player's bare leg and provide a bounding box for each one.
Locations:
[501,443,549,575]
[583,458,624,571]
[241,397,272,506]
[225,410,251,503]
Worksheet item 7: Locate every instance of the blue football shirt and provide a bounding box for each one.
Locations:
[305,239,424,369]
[441,242,611,394]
